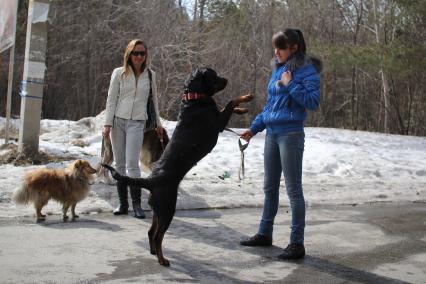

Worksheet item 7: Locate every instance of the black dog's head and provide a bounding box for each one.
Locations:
[184,67,228,96]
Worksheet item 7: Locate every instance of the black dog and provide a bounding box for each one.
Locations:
[103,67,252,266]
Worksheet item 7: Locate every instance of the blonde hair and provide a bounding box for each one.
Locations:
[122,39,148,77]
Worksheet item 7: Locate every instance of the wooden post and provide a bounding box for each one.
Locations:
[18,0,50,155]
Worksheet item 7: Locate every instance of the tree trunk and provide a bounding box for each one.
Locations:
[380,69,390,133]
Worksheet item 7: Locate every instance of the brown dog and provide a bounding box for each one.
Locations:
[14,159,97,222]
[140,129,169,172]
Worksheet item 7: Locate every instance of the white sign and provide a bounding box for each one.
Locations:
[0,0,18,52]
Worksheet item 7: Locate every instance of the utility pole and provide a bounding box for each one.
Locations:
[18,0,50,155]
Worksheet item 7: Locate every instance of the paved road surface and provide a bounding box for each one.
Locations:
[0,203,425,283]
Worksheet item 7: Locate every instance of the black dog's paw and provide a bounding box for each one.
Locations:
[234,107,249,115]
[239,94,254,103]
[101,164,125,181]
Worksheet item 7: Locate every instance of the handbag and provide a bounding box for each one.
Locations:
[145,68,157,131]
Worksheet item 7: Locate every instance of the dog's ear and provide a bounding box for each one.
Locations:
[184,67,226,96]
[196,67,219,96]
[74,160,83,169]
[184,68,205,93]
[76,160,97,174]
[201,68,218,96]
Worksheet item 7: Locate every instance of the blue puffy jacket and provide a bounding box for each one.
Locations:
[250,56,321,135]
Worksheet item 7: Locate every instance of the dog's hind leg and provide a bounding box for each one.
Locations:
[154,214,174,267]
[35,203,46,222]
[62,202,71,221]
[217,101,238,131]
[125,175,167,190]
[34,196,49,222]
[71,202,79,220]
[148,214,159,255]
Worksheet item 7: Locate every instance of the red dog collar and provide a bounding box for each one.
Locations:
[181,92,207,101]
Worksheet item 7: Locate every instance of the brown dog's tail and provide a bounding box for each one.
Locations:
[13,184,31,204]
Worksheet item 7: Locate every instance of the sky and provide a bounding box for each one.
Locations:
[0,111,425,218]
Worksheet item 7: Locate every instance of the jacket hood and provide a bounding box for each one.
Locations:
[271,55,323,73]
[309,56,323,73]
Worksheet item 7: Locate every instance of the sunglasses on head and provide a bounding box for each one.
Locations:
[131,51,146,57]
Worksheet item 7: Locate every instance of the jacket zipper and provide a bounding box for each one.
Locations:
[130,74,138,119]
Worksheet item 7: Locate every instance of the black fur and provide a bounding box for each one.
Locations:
[102,67,252,266]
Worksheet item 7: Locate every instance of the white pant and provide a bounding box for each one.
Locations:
[111,117,145,178]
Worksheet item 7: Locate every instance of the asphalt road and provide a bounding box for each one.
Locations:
[0,203,425,283]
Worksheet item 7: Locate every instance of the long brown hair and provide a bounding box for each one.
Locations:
[122,39,148,77]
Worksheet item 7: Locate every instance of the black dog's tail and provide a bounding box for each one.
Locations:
[101,164,160,191]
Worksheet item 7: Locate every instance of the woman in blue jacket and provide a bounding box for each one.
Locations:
[240,29,321,260]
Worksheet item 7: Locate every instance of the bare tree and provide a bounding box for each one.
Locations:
[2,0,424,136]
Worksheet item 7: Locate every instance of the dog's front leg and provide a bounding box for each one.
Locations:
[71,202,79,220]
[35,204,46,222]
[62,202,71,221]
[234,94,254,106]
[218,94,253,131]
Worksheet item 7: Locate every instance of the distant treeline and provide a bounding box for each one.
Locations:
[1,0,425,136]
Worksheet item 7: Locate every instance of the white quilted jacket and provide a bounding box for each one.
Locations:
[104,67,161,127]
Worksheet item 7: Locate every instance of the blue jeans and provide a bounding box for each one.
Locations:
[258,131,305,245]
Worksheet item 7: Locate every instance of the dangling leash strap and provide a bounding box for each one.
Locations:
[238,138,249,180]
[101,137,106,157]
[225,127,249,180]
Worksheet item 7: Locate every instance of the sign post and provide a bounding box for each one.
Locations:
[18,0,49,155]
[0,0,19,143]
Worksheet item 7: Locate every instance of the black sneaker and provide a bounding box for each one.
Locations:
[240,234,272,247]
[277,244,305,260]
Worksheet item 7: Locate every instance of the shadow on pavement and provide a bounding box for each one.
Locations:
[37,217,123,232]
[144,216,413,284]
[299,256,411,284]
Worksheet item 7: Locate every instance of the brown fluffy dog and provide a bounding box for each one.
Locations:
[14,159,97,222]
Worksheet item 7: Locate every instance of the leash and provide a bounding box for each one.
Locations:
[224,127,249,180]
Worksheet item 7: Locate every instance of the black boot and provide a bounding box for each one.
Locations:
[277,244,305,260]
[113,181,128,215]
[240,234,272,247]
[130,185,145,219]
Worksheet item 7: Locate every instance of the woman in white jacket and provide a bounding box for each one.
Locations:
[102,39,163,219]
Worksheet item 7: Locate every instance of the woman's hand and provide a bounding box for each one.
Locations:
[280,71,292,86]
[156,126,165,142]
[102,125,112,138]
[240,130,255,142]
